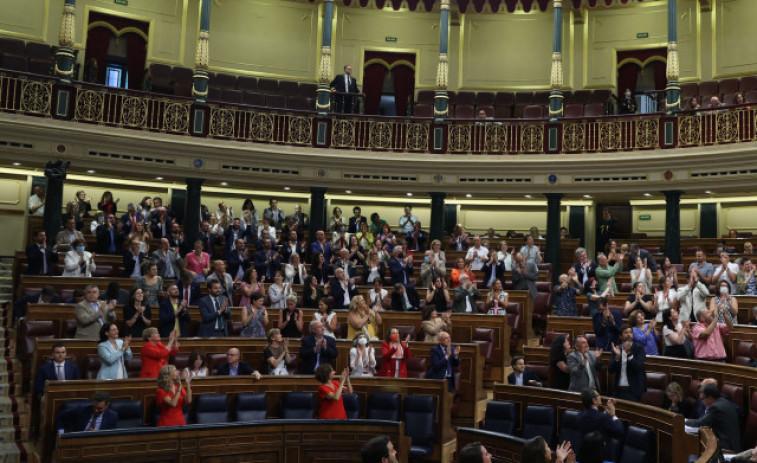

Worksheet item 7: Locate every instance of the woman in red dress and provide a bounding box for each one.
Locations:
[156,364,192,426]
[316,365,352,419]
[140,328,179,378]
[379,327,412,378]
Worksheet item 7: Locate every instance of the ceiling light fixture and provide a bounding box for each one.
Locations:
[406,192,413,197]
[524,194,532,198]
[283,186,291,191]
[583,194,592,198]
[87,169,96,174]
[155,176,163,180]
[12,162,21,166]
[643,193,652,197]
[345,190,352,194]
[220,182,228,186]
[465,193,472,198]
[704,190,712,194]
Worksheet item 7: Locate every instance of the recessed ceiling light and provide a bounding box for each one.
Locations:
[87,169,96,174]
[583,194,592,198]
[12,162,21,166]
[345,190,352,194]
[155,176,163,180]
[465,193,472,198]
[283,186,291,191]
[643,193,652,197]
[704,190,712,194]
[406,192,413,197]
[524,194,532,198]
[220,181,228,186]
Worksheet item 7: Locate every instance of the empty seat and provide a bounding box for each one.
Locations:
[698,81,719,98]
[207,87,223,102]
[482,401,518,434]
[171,66,193,84]
[414,103,433,118]
[149,63,173,94]
[573,90,592,104]
[406,357,428,379]
[641,372,668,407]
[280,392,315,419]
[473,328,495,377]
[456,91,476,106]
[584,103,605,117]
[286,96,310,111]
[722,383,744,413]
[211,73,237,90]
[495,92,515,106]
[277,80,299,96]
[741,76,757,93]
[620,425,655,463]
[477,92,495,106]
[235,392,267,421]
[194,394,229,424]
[83,355,101,380]
[558,409,582,454]
[522,405,555,447]
[110,399,144,428]
[243,92,265,106]
[27,59,50,76]
[237,76,258,93]
[342,393,360,419]
[533,91,550,105]
[26,42,50,60]
[1,55,27,72]
[523,105,544,119]
[125,355,142,378]
[494,105,512,118]
[265,94,286,109]
[515,92,534,105]
[734,341,757,366]
[743,391,757,449]
[404,395,435,458]
[719,78,740,95]
[367,392,401,421]
[257,78,278,94]
[0,37,26,57]
[455,104,475,119]
[564,104,584,118]
[680,83,699,98]
[417,90,435,105]
[222,89,244,104]
[297,83,318,97]
[532,291,553,323]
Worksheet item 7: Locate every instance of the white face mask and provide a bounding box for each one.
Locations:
[719,286,729,295]
[358,337,368,346]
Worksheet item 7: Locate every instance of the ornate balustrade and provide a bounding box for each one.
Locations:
[2,70,756,155]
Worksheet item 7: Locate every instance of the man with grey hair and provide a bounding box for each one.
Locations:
[595,251,624,294]
[299,320,337,373]
[120,203,142,235]
[692,303,733,362]
[572,247,596,286]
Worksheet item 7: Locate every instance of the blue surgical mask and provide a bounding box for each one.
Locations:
[424,257,430,263]
[76,246,86,253]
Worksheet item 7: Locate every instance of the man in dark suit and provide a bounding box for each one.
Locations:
[608,327,646,402]
[14,284,60,320]
[427,331,460,392]
[55,391,118,434]
[686,382,742,451]
[122,238,148,278]
[507,355,543,387]
[592,297,623,350]
[215,347,262,379]
[254,238,282,282]
[158,284,192,338]
[482,252,506,289]
[176,271,202,305]
[348,206,367,234]
[227,238,251,283]
[299,320,338,374]
[597,208,616,255]
[567,335,603,392]
[330,268,359,310]
[224,218,247,255]
[197,280,230,337]
[25,228,58,275]
[388,246,420,308]
[330,64,359,113]
[572,247,597,286]
[626,243,658,273]
[512,252,538,300]
[35,343,80,396]
[577,389,625,445]
[95,214,124,255]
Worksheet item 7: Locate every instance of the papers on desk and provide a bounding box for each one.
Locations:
[685,425,700,435]
[723,454,738,461]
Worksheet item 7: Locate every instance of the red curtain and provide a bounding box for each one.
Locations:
[125,33,147,90]
[392,65,415,116]
[651,61,666,91]
[617,48,666,93]
[363,63,387,115]
[85,27,113,84]
[617,63,639,95]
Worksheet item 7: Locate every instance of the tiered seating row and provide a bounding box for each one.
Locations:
[0,37,52,75]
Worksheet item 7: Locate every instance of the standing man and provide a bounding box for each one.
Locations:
[608,327,646,402]
[567,335,603,392]
[330,64,359,113]
[348,206,366,234]
[75,285,117,339]
[25,228,58,275]
[35,343,80,396]
[28,185,45,216]
[398,206,419,235]
[597,207,616,254]
[197,280,230,337]
[152,238,182,281]
[299,320,338,374]
[263,198,286,231]
[427,331,460,392]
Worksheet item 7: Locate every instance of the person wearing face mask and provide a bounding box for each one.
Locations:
[349,333,376,376]
[711,280,738,325]
[379,327,412,378]
[62,238,96,277]
[618,88,636,114]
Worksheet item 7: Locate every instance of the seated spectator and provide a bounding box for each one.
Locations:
[629,256,653,293]
[662,307,693,358]
[279,294,304,338]
[426,276,451,312]
[302,275,325,309]
[522,437,574,463]
[61,238,96,277]
[185,240,211,281]
[97,323,132,380]
[314,297,338,338]
[624,282,654,318]
[217,347,262,379]
[265,328,291,375]
[592,297,622,351]
[14,284,60,321]
[708,96,723,112]
[123,287,153,338]
[75,285,117,339]
[577,388,624,446]
[299,320,338,374]
[692,304,733,362]
[465,235,489,271]
[694,378,742,419]
[56,217,85,253]
[281,230,304,263]
[485,279,508,315]
[421,305,451,343]
[127,221,152,255]
[630,309,659,355]
[428,331,460,392]
[406,221,427,252]
[450,258,472,288]
[331,267,358,310]
[35,342,80,396]
[140,327,179,378]
[156,365,192,426]
[348,295,382,341]
[712,280,739,324]
[316,365,352,419]
[745,242,754,256]
[56,391,117,434]
[420,249,445,288]
[685,382,742,451]
[181,351,208,379]
[576,431,605,463]
[554,272,582,316]
[688,96,700,111]
[662,381,692,418]
[390,283,412,311]
[738,257,757,295]
[350,333,377,377]
[508,355,543,387]
[549,335,571,390]
[453,274,481,313]
[379,327,411,378]
[656,256,679,288]
[67,289,85,305]
[609,326,646,401]
[99,281,129,306]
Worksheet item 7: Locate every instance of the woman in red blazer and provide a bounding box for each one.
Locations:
[140,328,179,378]
[379,327,411,378]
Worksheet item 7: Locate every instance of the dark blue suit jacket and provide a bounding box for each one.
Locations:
[298,335,337,374]
[25,243,57,275]
[158,299,192,337]
[608,343,647,401]
[389,258,413,286]
[507,369,544,387]
[592,310,623,350]
[329,278,358,310]
[427,344,460,392]
[216,361,257,376]
[226,249,251,280]
[197,295,230,337]
[482,261,506,289]
[56,407,118,433]
[577,407,625,442]
[35,361,80,395]
[175,279,202,305]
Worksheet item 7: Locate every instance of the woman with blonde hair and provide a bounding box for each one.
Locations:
[347,295,382,341]
[156,364,192,426]
[485,279,509,314]
[264,328,291,375]
[140,327,179,378]
[663,381,692,418]
[421,305,450,343]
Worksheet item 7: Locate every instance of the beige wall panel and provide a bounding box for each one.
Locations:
[722,205,757,233]
[714,0,757,77]
[0,213,26,255]
[0,178,23,207]
[209,0,318,80]
[460,207,546,234]
[336,8,440,88]
[460,13,555,89]
[632,205,698,236]
[0,0,47,41]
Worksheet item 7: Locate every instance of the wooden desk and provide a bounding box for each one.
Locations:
[456,427,525,463]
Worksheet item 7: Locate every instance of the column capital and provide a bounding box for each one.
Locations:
[186,178,205,188]
[310,186,328,195]
[429,191,447,200]
[661,190,684,199]
[554,0,563,8]
[544,193,564,201]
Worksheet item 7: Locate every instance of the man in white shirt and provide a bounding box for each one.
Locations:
[398,206,419,235]
[28,185,45,216]
[465,235,489,271]
[369,279,388,311]
[609,326,646,402]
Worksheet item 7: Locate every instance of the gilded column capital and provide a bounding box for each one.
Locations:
[666,42,679,82]
[318,46,332,84]
[440,0,450,10]
[195,30,210,70]
[550,52,563,90]
[554,0,562,8]
[435,53,448,90]
[58,3,76,47]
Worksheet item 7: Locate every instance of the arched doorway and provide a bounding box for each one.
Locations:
[362,51,416,116]
[84,11,148,89]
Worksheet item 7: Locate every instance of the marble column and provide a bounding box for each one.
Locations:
[429,192,446,243]
[665,0,681,113]
[192,0,211,103]
[309,187,328,238]
[548,0,564,121]
[42,161,70,241]
[184,178,204,244]
[316,0,335,116]
[433,0,451,121]
[545,193,563,285]
[664,190,683,264]
[54,0,76,83]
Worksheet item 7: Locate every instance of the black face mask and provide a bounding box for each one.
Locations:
[398,253,404,259]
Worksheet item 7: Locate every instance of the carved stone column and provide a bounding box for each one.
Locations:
[54,0,76,83]
[433,0,451,121]
[548,0,564,121]
[192,0,211,103]
[316,0,335,116]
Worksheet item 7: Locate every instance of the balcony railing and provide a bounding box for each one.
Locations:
[1,70,756,155]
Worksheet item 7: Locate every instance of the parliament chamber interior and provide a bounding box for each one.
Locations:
[1,0,757,462]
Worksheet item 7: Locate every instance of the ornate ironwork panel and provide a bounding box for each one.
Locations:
[75,89,104,122]
[331,119,356,148]
[20,80,52,115]
[448,124,471,152]
[120,96,148,128]
[562,123,585,151]
[209,107,235,138]
[287,115,312,145]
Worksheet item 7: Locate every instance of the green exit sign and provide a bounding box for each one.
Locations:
[385,36,397,42]
[637,32,649,39]
[639,214,652,221]
[115,0,128,5]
